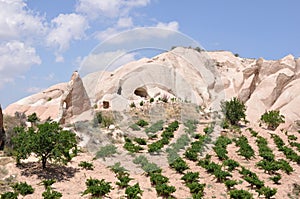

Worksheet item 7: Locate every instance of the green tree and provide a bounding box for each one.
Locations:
[221,97,246,125]
[27,112,40,125]
[260,110,285,130]
[12,122,77,169]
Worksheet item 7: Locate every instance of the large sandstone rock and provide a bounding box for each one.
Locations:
[0,105,5,150]
[4,47,300,125]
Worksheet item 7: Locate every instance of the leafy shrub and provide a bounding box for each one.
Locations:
[184,148,198,161]
[235,136,255,160]
[0,192,18,199]
[169,157,189,173]
[40,179,56,189]
[181,172,199,184]
[221,97,246,125]
[130,102,136,108]
[277,159,293,174]
[116,172,133,188]
[288,134,298,141]
[214,169,232,183]
[96,144,117,160]
[204,125,214,134]
[223,159,239,171]
[225,180,238,190]
[78,161,94,170]
[260,110,285,130]
[150,98,154,103]
[256,160,280,174]
[150,173,169,185]
[125,183,143,199]
[12,182,34,196]
[82,178,112,198]
[161,94,169,103]
[124,138,143,153]
[42,187,62,199]
[256,186,277,199]
[145,120,164,134]
[269,174,281,184]
[139,101,144,106]
[155,183,176,197]
[229,189,253,199]
[136,119,149,127]
[109,162,127,174]
[130,124,141,131]
[186,182,205,195]
[134,138,147,145]
[133,155,161,175]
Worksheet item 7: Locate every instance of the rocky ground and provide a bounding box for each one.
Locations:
[1,121,300,199]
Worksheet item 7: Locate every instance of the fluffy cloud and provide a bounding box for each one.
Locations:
[76,0,150,19]
[78,50,137,75]
[95,21,180,43]
[0,0,45,41]
[0,41,41,88]
[46,13,89,62]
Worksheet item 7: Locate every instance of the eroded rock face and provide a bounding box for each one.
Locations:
[0,105,5,150]
[4,48,300,125]
[59,71,91,124]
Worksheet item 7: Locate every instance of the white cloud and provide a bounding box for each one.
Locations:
[0,0,46,41]
[117,17,133,28]
[79,50,137,75]
[76,0,150,19]
[95,21,180,43]
[0,41,41,88]
[46,13,89,62]
[156,21,179,31]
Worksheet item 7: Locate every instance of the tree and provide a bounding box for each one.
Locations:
[12,121,77,169]
[221,97,246,125]
[27,112,40,125]
[260,110,285,130]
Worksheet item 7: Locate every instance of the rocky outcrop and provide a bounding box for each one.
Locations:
[0,105,5,150]
[4,48,300,125]
[58,71,92,124]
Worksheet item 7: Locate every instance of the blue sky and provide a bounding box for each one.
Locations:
[0,0,299,108]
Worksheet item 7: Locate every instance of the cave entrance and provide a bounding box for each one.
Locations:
[103,101,110,109]
[134,87,148,98]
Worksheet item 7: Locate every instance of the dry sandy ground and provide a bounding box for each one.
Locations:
[1,124,300,199]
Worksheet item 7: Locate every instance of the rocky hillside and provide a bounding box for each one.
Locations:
[4,47,300,126]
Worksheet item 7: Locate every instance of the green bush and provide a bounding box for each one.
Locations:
[256,186,277,199]
[109,162,127,174]
[130,124,141,131]
[116,172,133,188]
[229,189,253,199]
[223,159,239,171]
[184,148,198,161]
[145,120,164,134]
[181,172,199,184]
[40,179,56,189]
[155,183,176,197]
[269,174,281,184]
[225,180,238,190]
[139,101,144,106]
[134,138,147,145]
[124,139,143,153]
[169,157,189,173]
[130,102,136,108]
[12,182,34,196]
[82,178,112,198]
[150,173,169,185]
[221,97,246,125]
[0,192,18,199]
[125,183,143,199]
[260,110,285,130]
[96,144,117,160]
[78,161,94,170]
[136,119,149,127]
[42,187,62,199]
[150,98,154,103]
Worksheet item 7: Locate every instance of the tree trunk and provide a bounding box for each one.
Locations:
[42,156,47,169]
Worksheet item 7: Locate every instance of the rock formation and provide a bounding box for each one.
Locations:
[0,105,5,150]
[4,47,300,125]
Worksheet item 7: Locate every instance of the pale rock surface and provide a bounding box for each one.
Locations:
[4,47,300,125]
